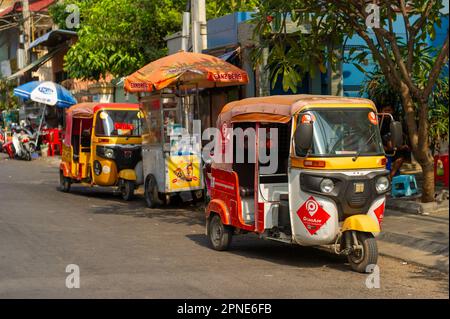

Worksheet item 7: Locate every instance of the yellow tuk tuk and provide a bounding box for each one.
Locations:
[59,102,144,200]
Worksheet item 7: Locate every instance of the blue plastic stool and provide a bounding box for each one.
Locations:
[391,175,418,198]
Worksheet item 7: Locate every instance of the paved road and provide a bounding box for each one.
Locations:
[0,155,448,298]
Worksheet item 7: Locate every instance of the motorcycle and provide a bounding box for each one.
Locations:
[0,128,5,152]
[11,126,37,161]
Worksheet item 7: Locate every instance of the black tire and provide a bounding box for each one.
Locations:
[29,141,36,154]
[59,170,71,192]
[120,179,135,201]
[144,175,159,208]
[208,214,233,251]
[347,231,378,273]
[191,189,204,204]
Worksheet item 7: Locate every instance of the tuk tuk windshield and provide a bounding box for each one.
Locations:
[95,110,142,137]
[297,108,384,156]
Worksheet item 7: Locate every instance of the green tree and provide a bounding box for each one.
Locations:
[362,45,449,155]
[206,0,258,19]
[252,1,449,202]
[49,0,258,80]
[0,79,19,111]
[49,0,186,80]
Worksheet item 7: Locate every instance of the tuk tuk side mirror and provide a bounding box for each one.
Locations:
[294,122,313,156]
[390,121,403,148]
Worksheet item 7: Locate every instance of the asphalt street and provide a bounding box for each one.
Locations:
[0,155,448,298]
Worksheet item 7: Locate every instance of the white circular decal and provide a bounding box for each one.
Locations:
[102,166,111,174]
[306,199,319,216]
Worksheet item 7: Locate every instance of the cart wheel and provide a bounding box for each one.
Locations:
[120,179,135,201]
[347,231,378,273]
[144,175,159,208]
[208,214,233,251]
[191,190,203,204]
[59,170,71,192]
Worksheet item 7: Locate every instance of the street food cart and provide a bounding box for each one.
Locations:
[124,51,248,207]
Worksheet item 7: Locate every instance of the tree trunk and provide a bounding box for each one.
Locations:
[419,158,435,203]
[398,83,435,202]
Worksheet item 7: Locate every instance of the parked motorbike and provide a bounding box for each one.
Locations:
[0,128,5,152]
[11,126,37,161]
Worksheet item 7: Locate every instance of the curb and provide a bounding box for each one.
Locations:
[378,231,449,273]
[386,198,449,215]
[378,231,448,255]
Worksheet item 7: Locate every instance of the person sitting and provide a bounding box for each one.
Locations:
[379,105,411,179]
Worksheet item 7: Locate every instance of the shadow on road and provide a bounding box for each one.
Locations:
[186,233,353,273]
[67,185,207,226]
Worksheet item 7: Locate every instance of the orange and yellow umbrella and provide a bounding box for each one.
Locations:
[124,51,249,93]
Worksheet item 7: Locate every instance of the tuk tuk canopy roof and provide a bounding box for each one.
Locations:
[66,102,139,119]
[63,102,139,146]
[217,95,376,127]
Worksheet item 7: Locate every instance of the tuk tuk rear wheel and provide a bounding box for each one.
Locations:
[347,231,378,273]
[208,215,232,251]
[120,179,135,201]
[59,171,71,192]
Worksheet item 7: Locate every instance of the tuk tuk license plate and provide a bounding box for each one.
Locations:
[354,183,365,193]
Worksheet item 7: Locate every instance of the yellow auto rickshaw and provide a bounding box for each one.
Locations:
[206,95,403,272]
[59,102,144,200]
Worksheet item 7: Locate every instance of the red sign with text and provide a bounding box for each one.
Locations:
[297,196,330,235]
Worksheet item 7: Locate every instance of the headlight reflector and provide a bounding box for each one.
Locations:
[320,178,335,193]
[376,176,389,193]
[104,148,114,159]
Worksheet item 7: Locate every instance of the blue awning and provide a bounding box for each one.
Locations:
[7,45,65,81]
[29,29,77,49]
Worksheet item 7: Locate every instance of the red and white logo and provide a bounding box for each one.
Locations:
[297,196,330,235]
[373,201,385,227]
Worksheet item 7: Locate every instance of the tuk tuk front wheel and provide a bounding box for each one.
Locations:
[59,171,71,192]
[208,214,233,251]
[347,231,378,273]
[120,179,135,201]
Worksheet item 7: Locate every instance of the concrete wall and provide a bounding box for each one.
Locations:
[207,12,255,49]
[0,28,19,77]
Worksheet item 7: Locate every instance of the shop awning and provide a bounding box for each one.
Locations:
[0,0,16,17]
[0,0,56,17]
[6,45,64,81]
[29,29,77,49]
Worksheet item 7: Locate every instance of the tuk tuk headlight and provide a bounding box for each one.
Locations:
[104,148,114,159]
[320,178,335,194]
[376,176,389,193]
[97,146,115,159]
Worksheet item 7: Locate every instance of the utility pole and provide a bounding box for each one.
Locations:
[181,12,190,52]
[18,0,31,71]
[191,0,207,53]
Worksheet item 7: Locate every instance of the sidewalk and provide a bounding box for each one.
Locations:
[379,208,449,273]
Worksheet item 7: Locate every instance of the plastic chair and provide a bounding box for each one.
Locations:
[47,128,62,156]
[391,175,418,198]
